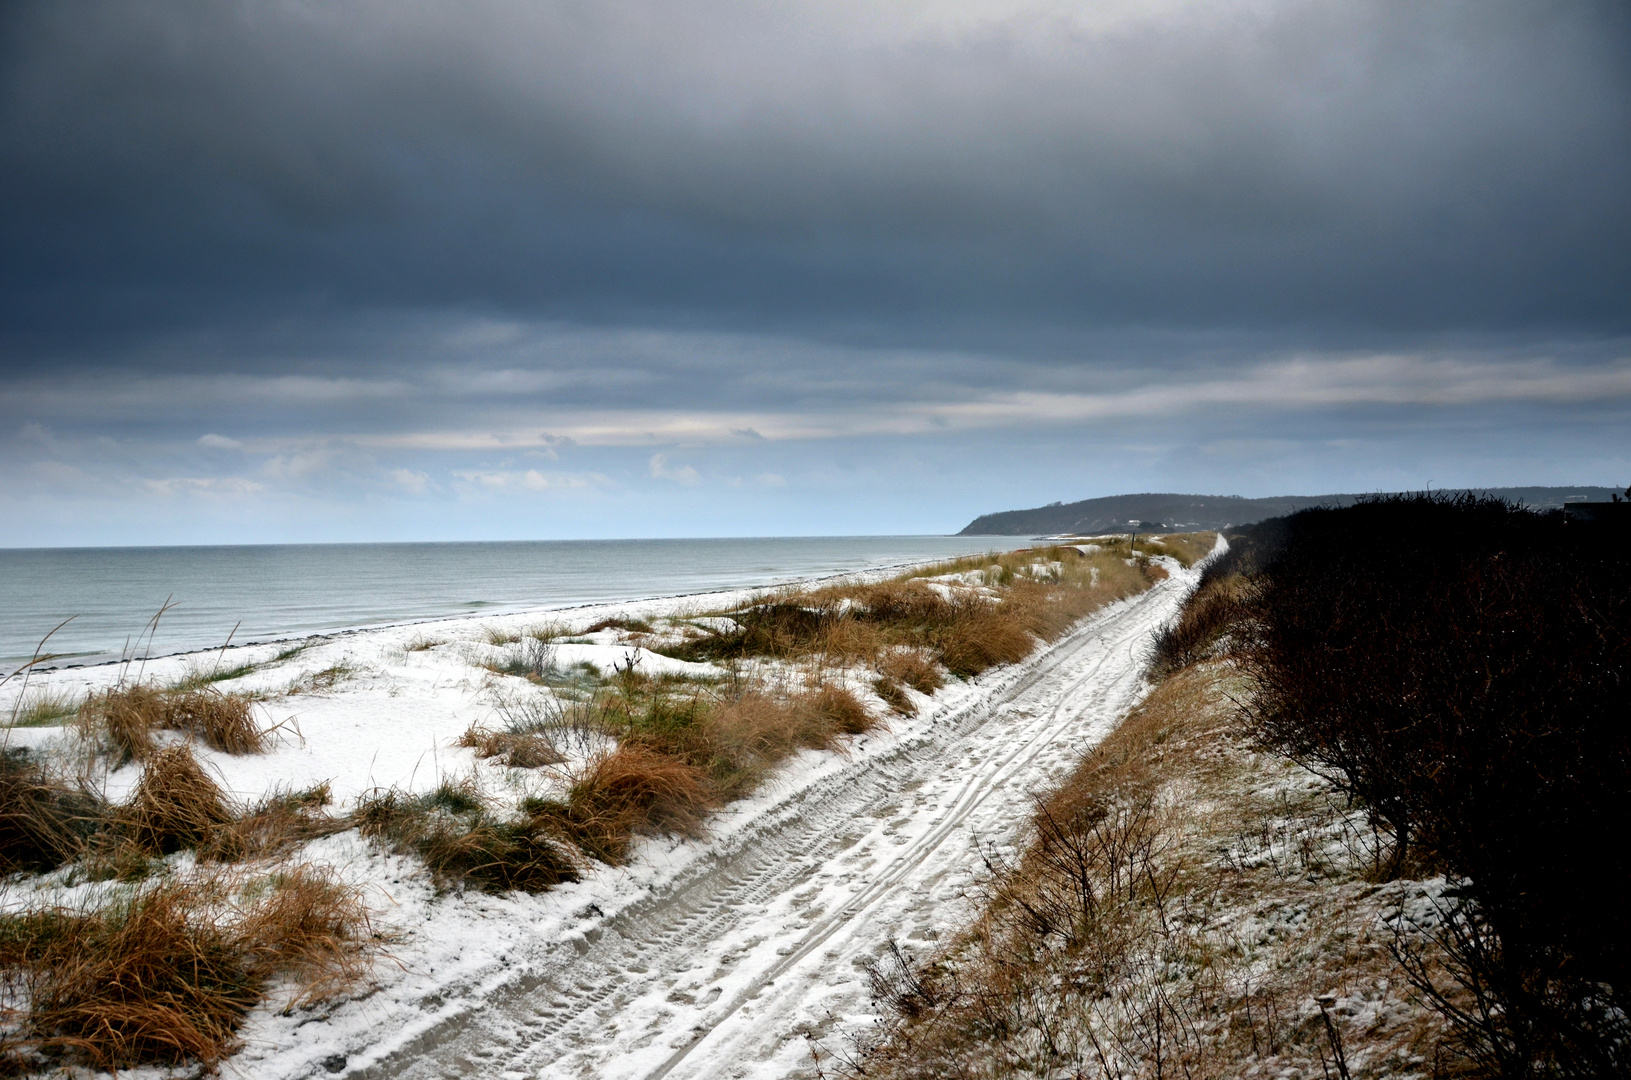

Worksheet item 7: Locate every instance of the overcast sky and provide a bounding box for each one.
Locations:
[3,0,1628,545]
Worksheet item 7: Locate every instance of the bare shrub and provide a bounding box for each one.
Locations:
[852,660,1454,1080]
[1236,494,1631,1073]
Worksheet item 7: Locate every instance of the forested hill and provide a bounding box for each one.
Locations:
[957,486,1622,536]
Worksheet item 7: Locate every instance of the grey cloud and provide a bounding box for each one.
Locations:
[3,0,1629,358]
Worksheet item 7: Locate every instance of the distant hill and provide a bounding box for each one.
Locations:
[958,487,1624,536]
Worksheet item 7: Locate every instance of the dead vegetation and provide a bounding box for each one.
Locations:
[0,744,369,1073]
[0,869,377,1073]
[0,750,102,875]
[657,541,1183,677]
[416,543,1189,892]
[79,684,268,762]
[355,778,581,893]
[847,661,1456,1080]
[119,744,236,856]
[1134,532,1214,567]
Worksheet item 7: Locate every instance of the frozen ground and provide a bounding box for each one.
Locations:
[0,554,1199,1080]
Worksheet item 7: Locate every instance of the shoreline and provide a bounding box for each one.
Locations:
[2,537,1038,676]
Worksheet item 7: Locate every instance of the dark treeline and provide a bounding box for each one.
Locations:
[1154,494,1631,1077]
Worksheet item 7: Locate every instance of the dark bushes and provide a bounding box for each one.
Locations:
[1236,494,1631,1076]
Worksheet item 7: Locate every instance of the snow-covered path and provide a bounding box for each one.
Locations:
[353,565,1195,1080]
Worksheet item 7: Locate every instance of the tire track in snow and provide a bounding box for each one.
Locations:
[355,567,1194,1080]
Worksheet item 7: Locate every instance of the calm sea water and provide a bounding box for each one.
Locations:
[0,536,1031,672]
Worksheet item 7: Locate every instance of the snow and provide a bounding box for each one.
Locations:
[0,552,1205,1080]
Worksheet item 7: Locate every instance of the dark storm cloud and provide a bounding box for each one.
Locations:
[3,0,1629,363]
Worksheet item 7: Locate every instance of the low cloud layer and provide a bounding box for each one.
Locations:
[2,0,1628,542]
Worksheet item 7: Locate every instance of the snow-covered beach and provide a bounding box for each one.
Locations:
[1,545,1199,1079]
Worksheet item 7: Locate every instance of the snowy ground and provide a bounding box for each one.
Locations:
[0,553,1200,1080]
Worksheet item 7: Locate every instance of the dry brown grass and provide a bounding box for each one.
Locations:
[213,783,346,863]
[1138,531,1216,567]
[0,867,379,1073]
[236,865,378,1010]
[120,745,235,856]
[696,690,836,797]
[546,744,716,864]
[355,780,581,893]
[931,600,1037,677]
[0,885,260,1072]
[873,677,916,716]
[660,546,1159,680]
[809,684,875,736]
[0,750,105,874]
[81,684,167,762]
[79,685,266,762]
[166,690,264,754]
[849,661,1458,1080]
[878,649,944,696]
[1148,569,1257,679]
[457,724,566,769]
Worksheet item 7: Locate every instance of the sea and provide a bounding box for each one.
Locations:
[0,536,1033,673]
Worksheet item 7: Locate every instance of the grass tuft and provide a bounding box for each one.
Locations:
[0,886,261,1072]
[0,868,378,1072]
[8,688,81,728]
[873,676,916,716]
[121,745,235,856]
[80,685,267,761]
[0,750,106,874]
[543,744,715,864]
[458,724,565,768]
[355,782,580,893]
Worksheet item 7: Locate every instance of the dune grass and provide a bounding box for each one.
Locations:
[78,684,268,763]
[657,542,1170,677]
[0,745,373,1073]
[6,688,81,729]
[0,539,1193,1072]
[355,778,581,893]
[0,869,377,1073]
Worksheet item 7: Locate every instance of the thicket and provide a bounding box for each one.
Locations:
[1231,495,1631,1077]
